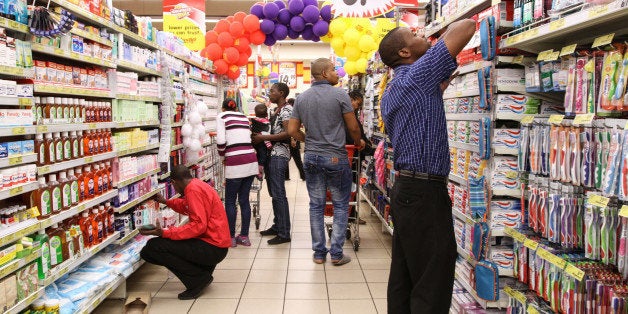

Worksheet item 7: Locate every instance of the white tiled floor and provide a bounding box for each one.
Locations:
[94,163,392,313]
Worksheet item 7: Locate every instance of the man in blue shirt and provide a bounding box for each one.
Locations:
[378,20,475,313]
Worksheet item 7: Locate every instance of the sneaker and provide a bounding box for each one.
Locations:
[230,237,237,248]
[177,275,213,300]
[260,228,278,236]
[331,255,352,266]
[267,236,291,245]
[313,254,326,264]
[236,235,251,246]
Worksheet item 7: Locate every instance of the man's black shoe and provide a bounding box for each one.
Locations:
[267,236,291,245]
[177,275,213,300]
[260,228,278,236]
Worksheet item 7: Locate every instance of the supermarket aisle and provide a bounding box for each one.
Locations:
[94,163,393,314]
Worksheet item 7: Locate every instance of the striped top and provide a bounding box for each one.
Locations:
[216,111,259,179]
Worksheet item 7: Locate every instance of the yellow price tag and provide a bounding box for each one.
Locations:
[506,171,519,179]
[524,28,539,40]
[537,49,554,61]
[19,98,32,106]
[573,113,595,125]
[8,156,23,165]
[512,55,524,64]
[39,165,50,174]
[10,185,23,196]
[588,194,610,207]
[88,123,97,129]
[504,227,514,237]
[588,4,608,18]
[12,126,25,135]
[545,51,560,61]
[536,247,550,259]
[528,305,540,314]
[512,232,527,243]
[548,115,564,124]
[549,18,565,31]
[37,125,48,133]
[560,44,578,57]
[520,115,535,124]
[565,263,586,281]
[504,286,527,304]
[84,156,93,163]
[592,33,614,48]
[524,239,539,250]
[506,37,515,45]
[620,205,628,218]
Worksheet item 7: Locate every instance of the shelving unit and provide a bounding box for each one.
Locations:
[114,188,164,214]
[115,168,160,188]
[37,152,117,175]
[359,190,393,236]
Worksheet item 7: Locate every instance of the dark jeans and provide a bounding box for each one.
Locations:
[265,156,291,238]
[225,175,255,237]
[286,142,305,180]
[140,237,228,290]
[387,176,457,314]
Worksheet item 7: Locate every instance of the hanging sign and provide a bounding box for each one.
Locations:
[163,0,206,51]
[279,62,297,89]
[331,0,395,18]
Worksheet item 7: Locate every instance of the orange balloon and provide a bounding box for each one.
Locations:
[227,66,240,80]
[234,11,247,23]
[226,16,234,23]
[236,52,249,66]
[206,43,223,61]
[205,31,218,45]
[243,14,260,33]
[217,32,234,48]
[214,20,230,33]
[223,47,240,64]
[229,21,245,38]
[233,37,250,53]
[249,30,265,45]
[214,59,228,75]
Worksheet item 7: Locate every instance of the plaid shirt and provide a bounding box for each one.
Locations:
[381,40,457,177]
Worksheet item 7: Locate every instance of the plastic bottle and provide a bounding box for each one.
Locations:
[35,133,45,166]
[76,167,85,202]
[32,299,45,313]
[84,165,95,199]
[34,230,50,280]
[100,162,109,192]
[62,98,70,122]
[98,205,108,237]
[59,171,71,211]
[69,131,79,160]
[53,132,63,162]
[78,131,85,157]
[72,224,85,254]
[44,96,55,122]
[34,97,43,125]
[91,208,103,244]
[106,129,112,152]
[105,202,114,235]
[106,102,112,122]
[98,129,105,153]
[65,216,79,256]
[47,223,66,266]
[68,169,79,206]
[48,174,61,215]
[62,221,75,259]
[44,133,55,164]
[80,99,86,123]
[84,130,92,156]
[61,132,71,161]
[105,161,113,189]
[44,299,60,314]
[31,176,51,219]
[94,163,102,196]
[79,211,93,248]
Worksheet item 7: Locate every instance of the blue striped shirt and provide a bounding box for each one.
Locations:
[381,40,458,176]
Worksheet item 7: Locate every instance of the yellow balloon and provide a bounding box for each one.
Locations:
[320,32,333,43]
[261,67,270,77]
[343,28,360,46]
[355,58,368,73]
[330,37,345,53]
[344,61,357,76]
[329,19,348,36]
[358,35,375,53]
[344,46,361,61]
[353,18,372,34]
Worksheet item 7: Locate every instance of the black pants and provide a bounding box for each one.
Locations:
[286,142,305,180]
[387,176,457,314]
[140,237,228,290]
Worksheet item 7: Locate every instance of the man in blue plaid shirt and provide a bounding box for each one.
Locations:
[378,20,476,313]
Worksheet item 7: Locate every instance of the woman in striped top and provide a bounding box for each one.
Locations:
[216,98,259,247]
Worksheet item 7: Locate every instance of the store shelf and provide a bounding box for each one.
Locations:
[445,113,491,120]
[457,245,476,266]
[456,61,493,75]
[164,50,207,70]
[40,189,119,229]
[0,66,34,79]
[114,229,139,245]
[32,43,117,68]
[70,28,113,47]
[449,141,480,153]
[425,0,492,36]
[496,85,526,93]
[494,113,551,121]
[5,287,45,314]
[116,60,161,77]
[0,181,39,201]
[190,90,216,97]
[443,88,480,99]
[359,190,394,236]
[0,16,29,34]
[493,147,519,156]
[34,84,113,98]
[189,76,217,85]
[36,122,116,133]
[42,231,120,286]
[0,249,41,281]
[491,228,507,237]
[116,143,159,157]
[0,218,41,247]
[200,173,212,181]
[202,117,216,122]
[115,94,161,102]
[114,188,163,213]
[492,188,521,198]
[185,154,210,167]
[453,208,476,225]
[374,184,391,202]
[171,121,184,127]
[0,125,37,137]
[159,172,170,180]
[454,271,509,309]
[171,143,184,151]
[115,168,160,188]
[500,1,628,53]
[127,260,145,278]
[113,120,160,129]
[0,154,37,170]
[448,173,467,185]
[37,151,116,175]
[77,275,125,314]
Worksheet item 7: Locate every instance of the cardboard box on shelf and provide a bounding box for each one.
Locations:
[124,292,151,314]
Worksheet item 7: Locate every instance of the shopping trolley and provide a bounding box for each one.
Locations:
[250,176,263,230]
[324,145,361,251]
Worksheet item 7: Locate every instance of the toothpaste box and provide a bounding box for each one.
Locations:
[490,209,523,230]
[490,247,515,272]
[494,94,540,114]
[493,129,521,150]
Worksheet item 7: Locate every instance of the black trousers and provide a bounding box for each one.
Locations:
[387,176,457,314]
[140,237,228,290]
[286,142,305,180]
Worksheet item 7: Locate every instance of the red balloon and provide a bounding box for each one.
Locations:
[214,20,230,33]
[223,47,240,64]
[214,59,228,75]
[229,21,244,38]
[205,31,218,45]
[236,52,249,66]
[249,30,265,45]
[206,43,223,61]
[244,45,252,58]
[233,37,250,53]
[227,66,240,80]
[226,16,234,23]
[217,32,234,48]
[243,14,260,33]
[234,11,247,23]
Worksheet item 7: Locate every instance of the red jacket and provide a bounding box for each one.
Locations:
[162,179,231,248]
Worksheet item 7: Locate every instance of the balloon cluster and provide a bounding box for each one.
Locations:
[181,101,212,157]
[327,17,379,75]
[201,12,263,80]
[250,0,332,46]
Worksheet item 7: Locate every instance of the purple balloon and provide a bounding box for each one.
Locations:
[277,8,292,25]
[273,24,288,40]
[303,0,317,7]
[250,4,264,18]
[302,5,320,24]
[264,36,277,46]
[337,67,346,77]
[269,72,279,78]
[263,2,280,19]
[287,28,300,39]
[312,35,320,42]
[260,19,276,34]
[288,0,304,15]
[385,10,395,18]
[320,5,332,21]
[312,20,328,37]
[302,24,314,40]
[289,15,305,32]
[274,0,286,10]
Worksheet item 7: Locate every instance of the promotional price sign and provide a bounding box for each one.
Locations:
[163,0,206,51]
[331,0,395,18]
[279,62,297,88]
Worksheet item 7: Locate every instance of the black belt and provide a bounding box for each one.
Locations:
[397,170,448,184]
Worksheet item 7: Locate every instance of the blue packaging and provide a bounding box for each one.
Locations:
[21,140,33,155]
[7,141,21,156]
[0,142,7,158]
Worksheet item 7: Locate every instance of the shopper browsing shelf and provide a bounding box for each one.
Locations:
[378,21,475,313]
[252,82,293,245]
[216,98,259,247]
[288,58,363,266]
[139,165,230,300]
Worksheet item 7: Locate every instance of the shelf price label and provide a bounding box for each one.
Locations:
[573,113,595,125]
[528,305,541,314]
[560,44,578,57]
[545,51,560,61]
[39,165,50,174]
[565,263,586,281]
[548,115,564,124]
[504,286,527,304]
[537,50,554,61]
[588,194,610,207]
[520,115,535,124]
[10,185,23,196]
[11,126,25,135]
[84,156,93,163]
[513,55,525,64]
[524,238,539,250]
[549,18,565,31]
[620,205,628,218]
[592,33,614,48]
[588,4,608,18]
[8,156,22,165]
[37,125,48,133]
